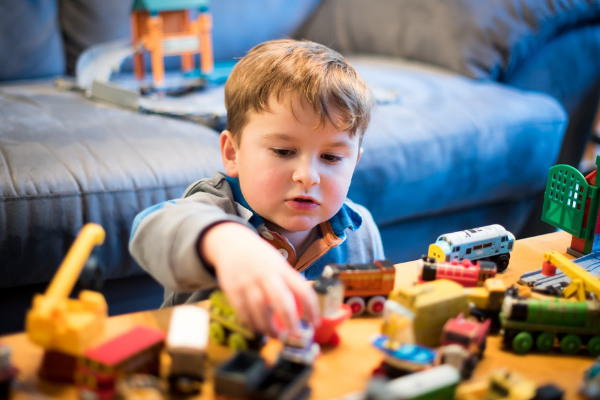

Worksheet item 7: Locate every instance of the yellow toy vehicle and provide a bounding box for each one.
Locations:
[26,223,108,356]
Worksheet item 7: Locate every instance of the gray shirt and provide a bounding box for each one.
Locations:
[129,172,385,307]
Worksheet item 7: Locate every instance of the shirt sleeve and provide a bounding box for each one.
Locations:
[129,192,252,292]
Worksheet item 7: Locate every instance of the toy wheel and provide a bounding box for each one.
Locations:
[228,332,249,352]
[588,337,600,356]
[345,297,366,315]
[536,332,555,353]
[494,254,510,273]
[512,332,533,354]
[478,337,487,359]
[209,321,226,345]
[367,296,386,315]
[560,334,582,355]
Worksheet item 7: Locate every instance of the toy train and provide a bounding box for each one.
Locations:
[331,259,395,316]
[166,305,209,394]
[501,296,600,355]
[365,365,460,400]
[428,224,515,273]
[75,326,165,400]
[418,256,497,287]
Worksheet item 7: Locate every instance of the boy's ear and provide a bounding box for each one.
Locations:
[221,130,239,177]
[356,147,363,165]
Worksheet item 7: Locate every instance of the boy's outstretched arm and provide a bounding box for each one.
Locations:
[201,222,320,336]
[129,197,319,335]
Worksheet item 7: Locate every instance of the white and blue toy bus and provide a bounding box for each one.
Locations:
[427,224,515,272]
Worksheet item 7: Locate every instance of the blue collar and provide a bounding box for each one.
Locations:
[225,175,363,237]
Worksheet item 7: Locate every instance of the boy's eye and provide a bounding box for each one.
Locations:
[271,148,295,157]
[322,154,343,163]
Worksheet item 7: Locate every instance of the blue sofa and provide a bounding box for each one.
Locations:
[1,0,598,334]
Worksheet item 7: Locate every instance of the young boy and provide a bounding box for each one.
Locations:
[129,39,384,336]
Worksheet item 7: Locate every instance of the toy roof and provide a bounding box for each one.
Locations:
[85,326,165,366]
[132,0,209,12]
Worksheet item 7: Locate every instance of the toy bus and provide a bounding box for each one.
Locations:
[501,296,600,356]
[418,256,497,287]
[331,259,395,316]
[75,325,165,400]
[166,305,209,394]
[428,225,515,272]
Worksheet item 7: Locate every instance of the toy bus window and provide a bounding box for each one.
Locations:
[441,237,452,246]
[508,242,513,250]
[501,237,505,242]
[466,248,472,254]
[483,243,492,248]
[453,246,460,252]
[473,245,483,250]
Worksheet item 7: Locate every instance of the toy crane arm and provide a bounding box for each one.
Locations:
[543,251,600,301]
[38,223,105,317]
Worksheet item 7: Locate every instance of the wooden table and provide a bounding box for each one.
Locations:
[2,231,595,400]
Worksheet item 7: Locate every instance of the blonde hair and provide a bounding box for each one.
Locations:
[224,39,375,143]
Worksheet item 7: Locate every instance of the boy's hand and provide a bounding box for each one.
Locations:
[201,222,321,336]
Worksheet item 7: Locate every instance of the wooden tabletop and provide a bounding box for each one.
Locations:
[2,231,595,400]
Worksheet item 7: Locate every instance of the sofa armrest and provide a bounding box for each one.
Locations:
[296,0,600,81]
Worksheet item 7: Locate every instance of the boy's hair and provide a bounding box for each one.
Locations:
[224,39,375,143]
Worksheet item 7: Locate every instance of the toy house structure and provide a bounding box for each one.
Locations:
[541,154,600,257]
[520,155,600,289]
[131,0,214,87]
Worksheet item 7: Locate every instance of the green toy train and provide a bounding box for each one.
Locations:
[501,296,600,355]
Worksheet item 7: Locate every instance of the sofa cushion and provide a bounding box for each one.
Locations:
[0,0,65,81]
[0,82,223,288]
[346,56,567,225]
[297,0,600,80]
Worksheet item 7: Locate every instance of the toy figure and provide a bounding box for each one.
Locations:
[313,266,352,346]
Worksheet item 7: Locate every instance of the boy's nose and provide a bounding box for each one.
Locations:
[292,160,320,187]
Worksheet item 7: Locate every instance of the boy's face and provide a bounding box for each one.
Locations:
[221,94,363,234]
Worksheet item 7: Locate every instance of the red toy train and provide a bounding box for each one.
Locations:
[417,256,496,287]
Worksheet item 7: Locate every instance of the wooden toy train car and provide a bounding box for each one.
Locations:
[418,256,497,287]
[428,225,514,273]
[167,305,209,394]
[383,280,470,347]
[501,296,600,355]
[75,326,165,400]
[365,365,460,400]
[331,259,395,316]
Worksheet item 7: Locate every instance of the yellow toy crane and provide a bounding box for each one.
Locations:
[543,251,600,301]
[26,223,108,356]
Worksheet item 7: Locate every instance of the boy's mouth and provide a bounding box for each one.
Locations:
[286,196,320,211]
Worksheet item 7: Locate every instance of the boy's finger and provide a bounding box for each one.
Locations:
[227,289,253,328]
[284,270,321,327]
[264,277,299,333]
[245,285,272,335]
